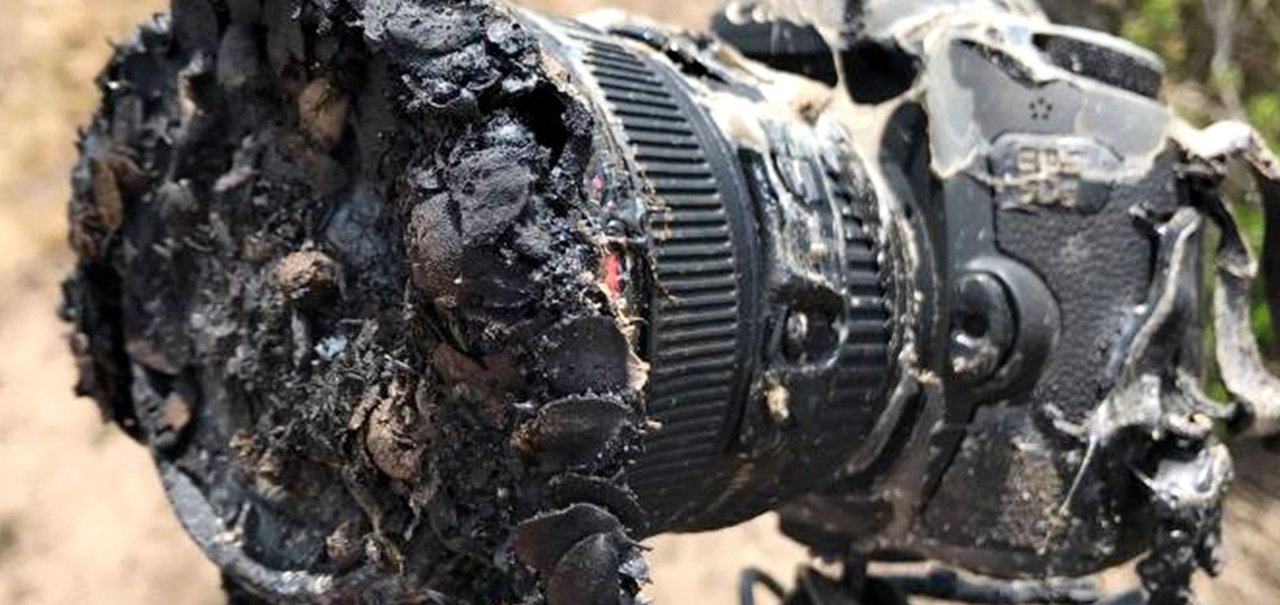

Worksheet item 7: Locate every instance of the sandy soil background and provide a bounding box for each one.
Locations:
[0,1,1275,603]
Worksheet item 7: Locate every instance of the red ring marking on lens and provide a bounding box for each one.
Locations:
[604,252,624,296]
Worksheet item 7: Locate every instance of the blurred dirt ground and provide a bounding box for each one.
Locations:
[0,1,1276,604]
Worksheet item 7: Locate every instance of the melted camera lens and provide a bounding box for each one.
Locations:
[70,1,1239,602]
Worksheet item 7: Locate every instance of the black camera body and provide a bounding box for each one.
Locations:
[726,8,1190,579]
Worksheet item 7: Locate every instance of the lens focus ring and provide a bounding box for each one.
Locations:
[555,22,763,529]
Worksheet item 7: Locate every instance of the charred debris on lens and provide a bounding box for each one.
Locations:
[58,0,1280,604]
[64,0,653,601]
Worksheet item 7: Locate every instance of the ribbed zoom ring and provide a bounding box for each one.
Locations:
[558,24,757,529]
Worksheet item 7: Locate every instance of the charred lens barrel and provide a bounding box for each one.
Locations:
[525,15,899,532]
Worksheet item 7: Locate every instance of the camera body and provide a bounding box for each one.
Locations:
[727,6,1189,578]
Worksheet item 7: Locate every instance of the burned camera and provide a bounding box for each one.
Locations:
[62,0,1280,604]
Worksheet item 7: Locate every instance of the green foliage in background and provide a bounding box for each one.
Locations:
[1121,0,1188,70]
[1120,0,1280,142]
